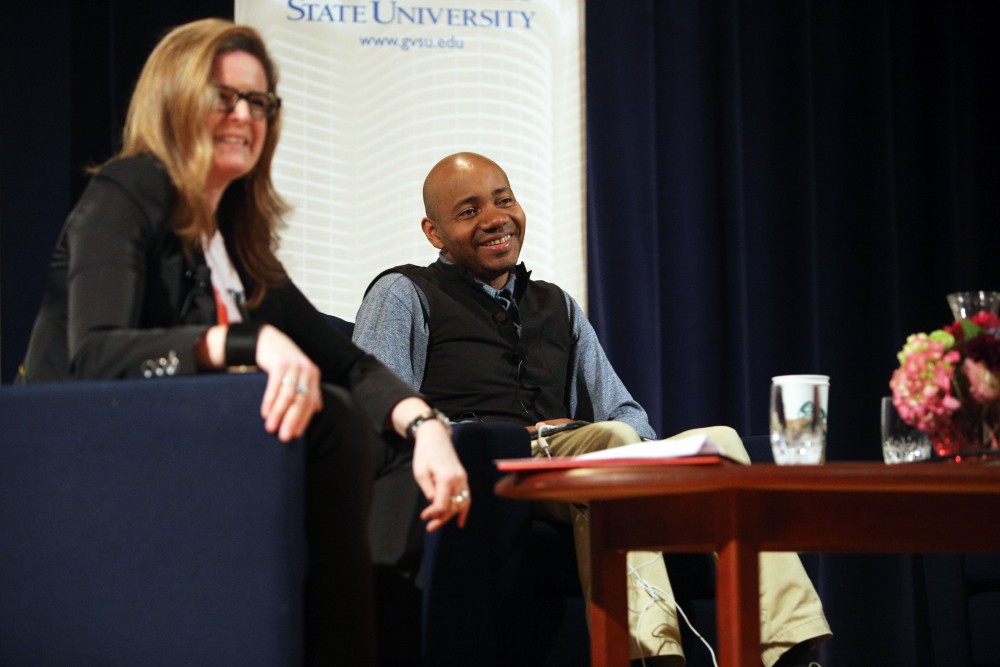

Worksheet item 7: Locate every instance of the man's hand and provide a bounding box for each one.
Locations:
[527,417,576,433]
[413,419,470,532]
[391,397,470,532]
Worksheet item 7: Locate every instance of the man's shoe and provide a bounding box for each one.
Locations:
[772,641,822,667]
[629,657,684,667]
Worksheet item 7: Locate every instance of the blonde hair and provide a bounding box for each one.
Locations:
[121,18,288,307]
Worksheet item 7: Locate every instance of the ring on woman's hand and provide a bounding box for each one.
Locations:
[294,383,308,395]
[450,489,470,504]
[282,375,298,388]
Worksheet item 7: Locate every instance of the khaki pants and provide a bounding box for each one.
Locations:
[532,423,831,666]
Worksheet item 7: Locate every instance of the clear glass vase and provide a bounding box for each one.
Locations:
[931,413,1000,461]
[947,291,1000,321]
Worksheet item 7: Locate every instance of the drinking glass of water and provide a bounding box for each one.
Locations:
[881,396,932,464]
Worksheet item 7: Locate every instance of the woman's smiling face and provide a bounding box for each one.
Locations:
[204,50,269,198]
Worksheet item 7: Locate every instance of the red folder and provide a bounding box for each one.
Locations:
[495,454,731,472]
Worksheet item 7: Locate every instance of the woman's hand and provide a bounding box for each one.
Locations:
[391,397,470,532]
[255,324,323,442]
[196,323,320,442]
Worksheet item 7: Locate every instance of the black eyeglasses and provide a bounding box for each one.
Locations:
[213,84,281,120]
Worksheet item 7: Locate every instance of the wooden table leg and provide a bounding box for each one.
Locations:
[589,504,630,667]
[715,535,759,667]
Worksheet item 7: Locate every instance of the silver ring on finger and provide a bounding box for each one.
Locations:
[450,489,470,505]
[282,375,298,389]
[294,383,308,396]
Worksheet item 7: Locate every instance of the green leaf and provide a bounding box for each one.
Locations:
[961,319,982,340]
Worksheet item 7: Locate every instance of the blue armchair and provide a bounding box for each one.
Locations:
[922,553,1000,666]
[0,374,307,666]
[414,420,589,667]
[322,311,589,666]
[0,371,558,667]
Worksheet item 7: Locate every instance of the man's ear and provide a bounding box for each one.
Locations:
[421,217,445,250]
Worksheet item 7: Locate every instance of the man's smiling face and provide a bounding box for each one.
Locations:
[421,153,526,289]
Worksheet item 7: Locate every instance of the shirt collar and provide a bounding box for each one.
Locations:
[436,253,517,300]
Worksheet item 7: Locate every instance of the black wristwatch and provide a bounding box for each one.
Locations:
[405,408,451,443]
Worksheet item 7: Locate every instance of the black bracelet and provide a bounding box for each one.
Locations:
[224,321,261,367]
[405,408,451,443]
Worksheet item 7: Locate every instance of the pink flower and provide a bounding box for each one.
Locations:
[890,332,960,433]
[963,357,1000,404]
[892,313,1000,455]
[891,312,1000,455]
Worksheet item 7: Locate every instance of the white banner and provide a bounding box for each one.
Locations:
[235,0,586,320]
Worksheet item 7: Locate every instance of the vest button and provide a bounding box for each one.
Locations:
[495,311,507,323]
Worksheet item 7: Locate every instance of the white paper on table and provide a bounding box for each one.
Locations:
[575,432,725,461]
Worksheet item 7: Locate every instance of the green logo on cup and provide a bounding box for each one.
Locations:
[798,401,827,423]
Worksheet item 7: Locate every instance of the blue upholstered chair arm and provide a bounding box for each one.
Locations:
[420,420,592,666]
[0,374,307,667]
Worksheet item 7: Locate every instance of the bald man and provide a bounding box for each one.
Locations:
[354,153,831,667]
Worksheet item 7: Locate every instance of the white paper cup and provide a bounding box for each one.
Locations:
[770,375,829,464]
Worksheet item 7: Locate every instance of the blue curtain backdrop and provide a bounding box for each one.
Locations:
[0,0,234,384]
[584,5,999,663]
[586,0,1000,457]
[2,2,1000,664]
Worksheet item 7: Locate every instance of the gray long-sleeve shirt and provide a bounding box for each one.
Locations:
[353,264,656,439]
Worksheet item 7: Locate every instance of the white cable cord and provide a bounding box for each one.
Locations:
[536,424,555,458]
[628,554,719,667]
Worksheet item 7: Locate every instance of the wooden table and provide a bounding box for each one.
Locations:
[495,460,1000,667]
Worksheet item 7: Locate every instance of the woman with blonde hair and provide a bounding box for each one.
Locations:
[20,18,468,664]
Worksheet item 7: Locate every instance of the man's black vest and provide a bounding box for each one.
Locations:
[376,261,572,425]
